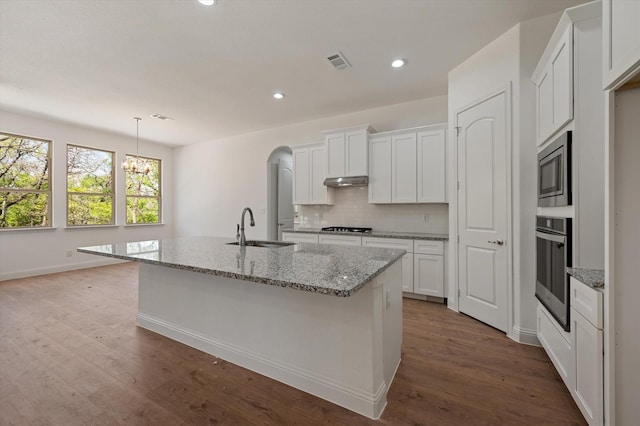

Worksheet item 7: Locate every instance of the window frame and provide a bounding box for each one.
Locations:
[0,132,53,230]
[124,154,162,225]
[66,143,115,227]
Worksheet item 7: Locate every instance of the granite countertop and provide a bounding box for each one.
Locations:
[283,228,449,241]
[567,267,605,289]
[78,236,405,297]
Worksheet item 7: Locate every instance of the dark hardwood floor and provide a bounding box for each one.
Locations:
[0,263,586,425]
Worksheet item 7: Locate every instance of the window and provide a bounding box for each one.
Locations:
[67,145,114,226]
[125,155,161,224]
[0,133,52,228]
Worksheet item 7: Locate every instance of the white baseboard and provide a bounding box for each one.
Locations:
[510,325,541,346]
[137,312,388,419]
[0,257,124,281]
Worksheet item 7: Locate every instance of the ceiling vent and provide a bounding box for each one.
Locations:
[327,52,351,70]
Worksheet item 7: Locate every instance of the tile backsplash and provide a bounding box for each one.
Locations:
[295,186,448,233]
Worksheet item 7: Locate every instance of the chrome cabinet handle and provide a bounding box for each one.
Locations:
[488,239,504,245]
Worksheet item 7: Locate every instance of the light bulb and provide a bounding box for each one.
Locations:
[199,0,215,5]
[391,59,406,68]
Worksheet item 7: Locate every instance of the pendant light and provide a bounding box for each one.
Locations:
[121,117,150,175]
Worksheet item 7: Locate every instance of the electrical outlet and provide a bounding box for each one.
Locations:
[423,214,430,223]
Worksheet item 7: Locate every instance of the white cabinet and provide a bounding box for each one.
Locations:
[417,129,447,202]
[570,277,604,426]
[282,232,319,244]
[324,125,371,178]
[292,143,334,205]
[413,240,444,297]
[318,234,362,246]
[392,132,418,203]
[362,237,414,292]
[532,25,573,145]
[368,124,447,204]
[603,0,640,89]
[368,135,392,203]
[537,303,573,389]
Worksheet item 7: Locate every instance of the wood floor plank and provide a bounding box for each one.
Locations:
[0,262,586,425]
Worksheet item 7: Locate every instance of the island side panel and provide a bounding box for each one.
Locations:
[382,261,403,389]
[136,261,402,419]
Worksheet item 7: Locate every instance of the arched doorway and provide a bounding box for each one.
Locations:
[266,146,293,240]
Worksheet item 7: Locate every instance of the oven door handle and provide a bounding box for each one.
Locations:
[536,231,566,243]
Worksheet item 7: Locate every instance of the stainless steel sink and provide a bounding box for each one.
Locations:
[227,240,295,248]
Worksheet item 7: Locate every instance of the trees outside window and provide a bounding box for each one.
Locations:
[67,145,114,226]
[0,133,52,228]
[125,155,161,224]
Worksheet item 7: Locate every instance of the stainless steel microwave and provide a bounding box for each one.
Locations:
[538,131,571,207]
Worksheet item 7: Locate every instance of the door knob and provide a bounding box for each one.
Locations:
[488,239,504,245]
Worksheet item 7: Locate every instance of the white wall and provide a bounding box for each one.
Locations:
[173,96,448,240]
[447,13,560,342]
[0,111,175,280]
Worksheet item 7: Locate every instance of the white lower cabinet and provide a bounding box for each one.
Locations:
[283,233,446,298]
[570,277,604,426]
[537,303,573,389]
[281,232,319,244]
[537,276,604,426]
[413,254,444,297]
[413,240,444,297]
[362,237,414,292]
[318,234,362,246]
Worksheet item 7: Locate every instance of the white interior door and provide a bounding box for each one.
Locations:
[457,91,509,333]
[277,158,293,240]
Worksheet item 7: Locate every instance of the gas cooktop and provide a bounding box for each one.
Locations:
[321,226,372,233]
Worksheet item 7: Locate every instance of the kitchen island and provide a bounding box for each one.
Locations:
[78,236,404,419]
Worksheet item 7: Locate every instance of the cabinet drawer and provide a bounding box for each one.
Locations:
[414,240,444,255]
[282,232,319,244]
[362,237,413,252]
[570,277,603,329]
[318,234,362,246]
[537,304,572,389]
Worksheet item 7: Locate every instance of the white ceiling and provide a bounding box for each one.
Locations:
[0,0,586,147]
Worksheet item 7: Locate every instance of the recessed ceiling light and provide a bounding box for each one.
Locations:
[273,92,285,100]
[199,0,216,5]
[391,59,406,68]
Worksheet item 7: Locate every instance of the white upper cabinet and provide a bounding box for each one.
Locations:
[417,129,447,202]
[368,135,392,203]
[392,132,418,203]
[292,148,309,205]
[603,0,640,89]
[292,143,334,205]
[533,25,573,145]
[368,124,447,204]
[324,125,371,178]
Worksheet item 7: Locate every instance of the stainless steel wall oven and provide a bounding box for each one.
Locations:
[536,216,572,331]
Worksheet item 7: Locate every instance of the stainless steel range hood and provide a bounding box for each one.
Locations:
[323,176,368,187]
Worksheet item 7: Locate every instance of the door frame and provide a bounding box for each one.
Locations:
[266,146,293,241]
[448,84,514,338]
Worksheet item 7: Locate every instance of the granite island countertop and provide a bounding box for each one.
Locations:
[78,236,405,297]
[283,228,449,241]
[567,267,605,289]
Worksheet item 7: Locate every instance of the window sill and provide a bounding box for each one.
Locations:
[124,223,165,227]
[0,226,57,233]
[65,225,119,230]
